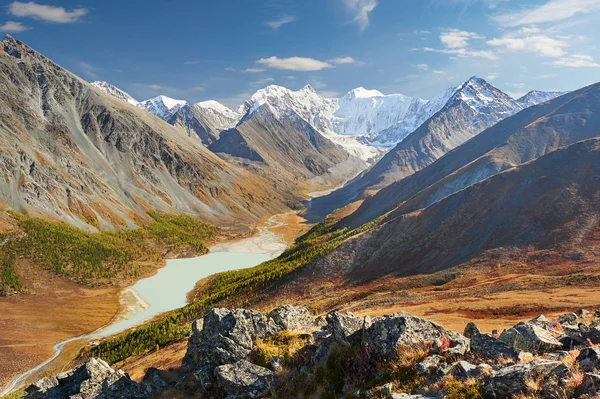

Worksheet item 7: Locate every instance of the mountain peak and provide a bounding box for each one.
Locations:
[346,87,384,99]
[302,84,316,93]
[91,81,138,105]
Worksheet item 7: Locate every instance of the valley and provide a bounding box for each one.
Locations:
[1,18,600,398]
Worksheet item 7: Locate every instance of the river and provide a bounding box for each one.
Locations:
[1,215,289,395]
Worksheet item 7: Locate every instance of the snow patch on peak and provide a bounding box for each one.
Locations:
[91,81,138,105]
[517,90,569,107]
[345,87,384,99]
[138,96,187,121]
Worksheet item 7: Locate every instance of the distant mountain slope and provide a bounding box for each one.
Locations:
[167,102,241,146]
[90,81,138,105]
[209,102,365,187]
[518,90,569,107]
[0,35,293,229]
[301,138,600,283]
[345,83,596,227]
[307,77,523,219]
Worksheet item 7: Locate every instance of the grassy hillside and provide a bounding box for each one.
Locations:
[88,215,381,364]
[0,211,218,291]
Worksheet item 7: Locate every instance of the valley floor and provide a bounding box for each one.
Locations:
[0,211,312,394]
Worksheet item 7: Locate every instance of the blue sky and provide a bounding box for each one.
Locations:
[2,0,599,107]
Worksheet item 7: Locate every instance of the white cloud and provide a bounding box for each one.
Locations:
[184,61,200,65]
[486,72,499,80]
[494,0,600,27]
[328,56,356,64]
[423,46,497,59]
[550,54,600,67]
[187,86,205,93]
[487,30,567,57]
[341,0,378,31]
[224,67,236,72]
[242,68,266,73]
[0,21,30,32]
[433,70,447,75]
[257,56,334,71]
[149,84,163,90]
[265,15,296,30]
[440,29,484,49]
[416,63,429,71]
[8,1,87,23]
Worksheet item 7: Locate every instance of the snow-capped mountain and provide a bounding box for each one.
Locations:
[517,90,569,107]
[368,85,459,146]
[138,95,188,121]
[194,100,242,129]
[240,84,383,162]
[91,81,138,105]
[330,88,427,138]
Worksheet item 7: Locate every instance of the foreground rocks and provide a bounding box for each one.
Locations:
[23,306,600,399]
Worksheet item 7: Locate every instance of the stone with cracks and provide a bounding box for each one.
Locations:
[498,322,563,354]
[268,305,315,332]
[577,347,600,372]
[463,321,481,338]
[214,360,275,399]
[485,359,569,398]
[362,312,468,358]
[325,311,366,346]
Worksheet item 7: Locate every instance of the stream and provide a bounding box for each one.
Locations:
[1,215,289,395]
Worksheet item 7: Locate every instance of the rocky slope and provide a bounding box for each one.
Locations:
[209,101,366,189]
[517,90,569,107]
[307,77,524,219]
[0,35,293,229]
[344,83,594,227]
[301,138,600,283]
[90,81,138,105]
[23,305,600,398]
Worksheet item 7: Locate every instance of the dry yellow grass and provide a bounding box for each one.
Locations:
[0,260,121,392]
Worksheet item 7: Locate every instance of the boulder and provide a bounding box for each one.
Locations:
[577,347,600,372]
[416,355,443,375]
[470,333,518,361]
[181,308,281,387]
[362,312,468,358]
[325,311,365,346]
[576,309,591,318]
[581,373,600,395]
[444,361,478,379]
[391,394,437,399]
[214,360,275,399]
[528,315,553,330]
[557,312,578,326]
[24,358,148,399]
[268,305,315,332]
[485,359,569,398]
[498,322,563,354]
[463,321,481,338]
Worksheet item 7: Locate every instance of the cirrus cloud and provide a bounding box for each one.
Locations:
[257,56,334,71]
[550,54,600,67]
[494,0,600,27]
[8,1,88,23]
[341,0,378,31]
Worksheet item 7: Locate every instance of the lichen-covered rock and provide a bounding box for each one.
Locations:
[485,359,569,398]
[463,321,481,338]
[181,308,281,387]
[268,305,314,332]
[577,347,600,372]
[498,322,563,354]
[416,355,443,375]
[581,373,600,395]
[362,312,469,358]
[470,333,519,361]
[558,312,578,326]
[391,394,437,399]
[214,360,275,399]
[443,360,478,379]
[24,358,148,399]
[325,311,366,346]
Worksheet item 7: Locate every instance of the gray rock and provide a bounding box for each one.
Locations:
[528,315,553,330]
[576,309,591,318]
[268,304,314,332]
[558,312,578,326]
[445,361,478,378]
[362,312,469,358]
[391,394,437,399]
[314,315,328,329]
[309,330,334,366]
[498,322,563,354]
[214,360,275,399]
[577,347,600,372]
[141,368,169,391]
[416,355,443,375]
[182,307,281,377]
[581,373,600,394]
[470,333,518,361]
[326,311,365,346]
[24,358,148,399]
[463,321,481,338]
[485,359,569,398]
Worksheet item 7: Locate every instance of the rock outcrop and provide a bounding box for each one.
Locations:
[23,306,600,399]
